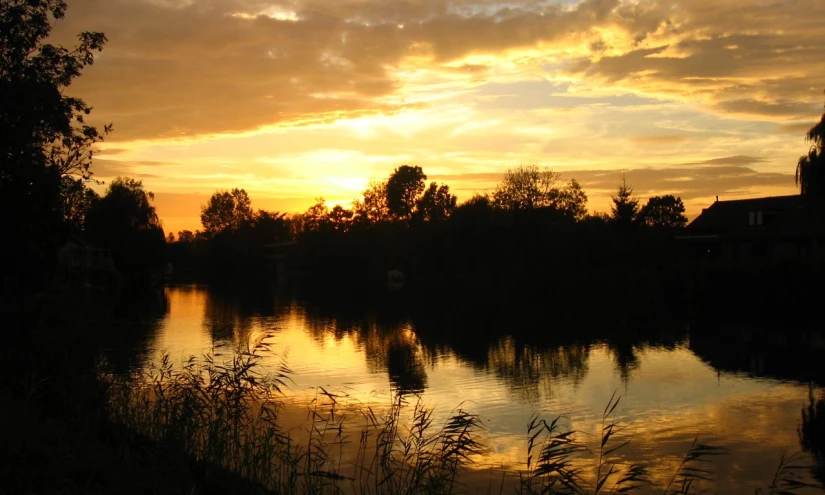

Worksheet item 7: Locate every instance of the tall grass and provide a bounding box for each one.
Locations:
[103,340,484,494]
[102,344,823,495]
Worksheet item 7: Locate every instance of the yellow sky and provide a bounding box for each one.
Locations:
[53,0,825,233]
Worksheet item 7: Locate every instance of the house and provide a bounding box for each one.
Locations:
[677,195,824,268]
[57,234,116,274]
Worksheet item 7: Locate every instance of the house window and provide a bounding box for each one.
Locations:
[748,210,763,226]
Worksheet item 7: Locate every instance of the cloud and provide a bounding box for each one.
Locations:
[683,155,767,167]
[431,162,794,215]
[776,122,817,135]
[628,135,697,145]
[571,166,792,201]
[54,0,825,142]
[90,158,170,179]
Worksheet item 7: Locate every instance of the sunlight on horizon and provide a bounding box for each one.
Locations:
[65,0,824,233]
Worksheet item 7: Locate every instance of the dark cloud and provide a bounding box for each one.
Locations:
[683,155,767,167]
[776,122,817,135]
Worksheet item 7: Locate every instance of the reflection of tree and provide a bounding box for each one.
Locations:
[800,388,825,485]
[202,288,261,347]
[386,339,428,395]
[104,288,169,375]
[361,322,430,396]
[607,340,639,383]
[486,337,590,402]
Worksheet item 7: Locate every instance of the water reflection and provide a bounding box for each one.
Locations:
[136,285,824,493]
[486,338,589,402]
[800,389,825,485]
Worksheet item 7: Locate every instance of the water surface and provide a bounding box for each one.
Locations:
[128,285,823,493]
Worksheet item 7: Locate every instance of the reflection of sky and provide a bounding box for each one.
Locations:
[145,286,818,493]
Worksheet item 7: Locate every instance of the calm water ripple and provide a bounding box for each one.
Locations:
[130,285,824,494]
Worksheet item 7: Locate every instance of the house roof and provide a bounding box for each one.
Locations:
[688,195,823,239]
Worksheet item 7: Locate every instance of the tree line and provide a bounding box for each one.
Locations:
[3,0,824,294]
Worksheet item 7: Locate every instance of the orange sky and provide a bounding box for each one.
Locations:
[52,0,825,234]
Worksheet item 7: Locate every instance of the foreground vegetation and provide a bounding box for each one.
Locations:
[99,342,823,495]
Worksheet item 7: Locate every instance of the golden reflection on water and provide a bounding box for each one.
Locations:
[144,286,819,494]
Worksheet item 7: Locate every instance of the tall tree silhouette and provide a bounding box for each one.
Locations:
[492,164,587,219]
[493,164,560,210]
[554,178,588,221]
[354,180,390,224]
[386,165,427,222]
[415,182,457,222]
[796,103,825,197]
[1,0,108,280]
[59,176,98,233]
[85,177,165,278]
[201,188,253,234]
[610,174,640,228]
[638,195,687,228]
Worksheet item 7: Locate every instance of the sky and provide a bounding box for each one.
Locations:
[52,0,825,234]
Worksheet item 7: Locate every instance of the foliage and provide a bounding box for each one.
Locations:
[201,188,253,234]
[103,341,824,495]
[796,104,825,197]
[59,175,99,233]
[415,182,457,222]
[354,180,391,224]
[553,179,589,222]
[0,0,109,180]
[610,174,640,228]
[105,346,484,495]
[0,0,108,280]
[493,165,587,220]
[300,198,354,233]
[387,165,427,221]
[638,195,687,228]
[493,164,561,211]
[85,177,165,276]
[352,167,456,227]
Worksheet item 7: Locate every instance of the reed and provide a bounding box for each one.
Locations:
[102,344,823,495]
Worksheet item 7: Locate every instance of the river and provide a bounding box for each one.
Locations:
[116,284,824,494]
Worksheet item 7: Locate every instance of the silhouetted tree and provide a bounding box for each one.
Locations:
[610,174,640,228]
[246,209,289,244]
[796,103,825,197]
[85,177,165,278]
[553,179,588,221]
[638,195,687,228]
[302,198,329,232]
[200,188,253,234]
[353,168,454,226]
[353,180,390,224]
[492,164,559,210]
[177,230,196,243]
[299,199,354,233]
[386,165,427,221]
[492,164,587,219]
[326,204,354,232]
[59,175,98,233]
[1,0,108,280]
[414,182,457,222]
